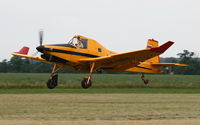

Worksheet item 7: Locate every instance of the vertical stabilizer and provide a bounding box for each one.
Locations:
[146,39,160,63]
[146,39,158,49]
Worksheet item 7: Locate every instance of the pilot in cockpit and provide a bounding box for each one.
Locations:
[69,36,83,49]
[76,36,83,48]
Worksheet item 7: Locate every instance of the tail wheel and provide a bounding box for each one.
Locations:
[47,74,58,89]
[81,77,92,89]
[141,73,149,85]
[143,79,149,85]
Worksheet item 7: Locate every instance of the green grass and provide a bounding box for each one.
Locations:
[0,73,200,89]
[0,88,200,94]
[1,73,200,125]
[1,93,200,124]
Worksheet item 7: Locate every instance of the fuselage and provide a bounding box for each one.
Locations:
[37,35,161,73]
[37,35,117,72]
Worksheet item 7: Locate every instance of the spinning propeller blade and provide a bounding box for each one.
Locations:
[39,30,44,46]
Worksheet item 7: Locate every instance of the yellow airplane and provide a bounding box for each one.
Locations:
[12,31,187,89]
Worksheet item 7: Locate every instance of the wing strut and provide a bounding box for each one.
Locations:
[89,62,95,75]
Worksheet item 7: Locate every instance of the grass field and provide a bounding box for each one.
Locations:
[1,88,200,94]
[0,73,200,89]
[0,94,200,125]
[0,73,200,125]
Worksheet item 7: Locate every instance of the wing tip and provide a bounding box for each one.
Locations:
[152,63,188,67]
[176,64,189,66]
[150,41,174,53]
[13,46,30,55]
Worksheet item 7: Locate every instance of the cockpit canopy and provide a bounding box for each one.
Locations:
[67,36,88,49]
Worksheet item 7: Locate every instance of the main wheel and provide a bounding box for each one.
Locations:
[81,77,92,89]
[46,74,58,89]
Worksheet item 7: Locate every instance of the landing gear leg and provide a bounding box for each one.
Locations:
[47,64,60,89]
[141,73,149,85]
[81,62,95,89]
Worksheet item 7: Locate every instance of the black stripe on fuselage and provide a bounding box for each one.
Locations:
[135,66,152,70]
[102,66,152,71]
[44,48,99,58]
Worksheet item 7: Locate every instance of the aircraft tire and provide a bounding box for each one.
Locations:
[143,79,149,85]
[81,77,92,89]
[47,74,58,89]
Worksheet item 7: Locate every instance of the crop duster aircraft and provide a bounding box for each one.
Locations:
[12,31,187,89]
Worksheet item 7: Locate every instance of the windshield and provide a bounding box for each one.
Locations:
[67,37,87,49]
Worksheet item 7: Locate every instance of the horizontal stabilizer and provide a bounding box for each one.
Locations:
[152,63,188,67]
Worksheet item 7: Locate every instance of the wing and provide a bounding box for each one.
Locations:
[11,46,48,63]
[152,63,188,67]
[12,53,47,62]
[12,46,78,71]
[79,41,174,71]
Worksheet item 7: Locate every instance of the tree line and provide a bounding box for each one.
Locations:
[163,50,200,75]
[0,50,199,74]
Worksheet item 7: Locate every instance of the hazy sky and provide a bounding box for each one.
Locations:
[0,0,200,61]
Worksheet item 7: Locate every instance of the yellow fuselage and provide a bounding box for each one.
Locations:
[41,35,161,73]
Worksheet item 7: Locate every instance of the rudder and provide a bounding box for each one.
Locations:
[146,39,160,63]
[146,39,158,49]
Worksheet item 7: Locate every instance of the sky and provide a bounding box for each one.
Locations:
[0,0,200,61]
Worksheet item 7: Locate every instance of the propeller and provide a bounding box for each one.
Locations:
[39,30,44,46]
[28,30,44,63]
[37,30,53,61]
[36,30,44,53]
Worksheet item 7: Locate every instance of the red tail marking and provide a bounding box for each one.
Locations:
[150,41,174,53]
[15,46,29,55]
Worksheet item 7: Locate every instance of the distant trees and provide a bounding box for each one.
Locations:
[160,50,200,75]
[0,50,199,74]
[0,56,78,73]
[0,56,52,73]
[0,59,8,72]
[173,50,200,75]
